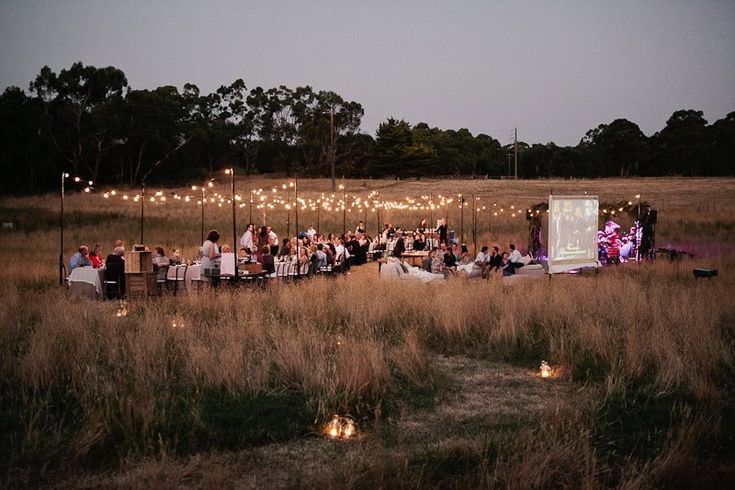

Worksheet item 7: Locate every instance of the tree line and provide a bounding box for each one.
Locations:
[1,62,733,194]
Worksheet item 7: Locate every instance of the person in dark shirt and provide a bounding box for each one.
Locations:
[444,248,457,268]
[258,245,275,274]
[104,246,126,298]
[489,246,502,272]
[413,232,426,251]
[436,220,448,246]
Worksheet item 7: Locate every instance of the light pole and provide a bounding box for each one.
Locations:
[226,168,236,250]
[294,178,300,278]
[59,172,67,285]
[193,179,214,244]
[459,194,464,245]
[139,185,146,245]
[340,182,346,236]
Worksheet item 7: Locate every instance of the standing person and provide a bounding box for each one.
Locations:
[256,226,269,252]
[306,225,317,239]
[509,244,524,271]
[240,224,256,253]
[202,230,221,284]
[267,226,279,256]
[436,219,448,246]
[392,234,406,258]
[356,221,366,234]
[89,244,104,268]
[68,245,91,273]
[417,218,427,234]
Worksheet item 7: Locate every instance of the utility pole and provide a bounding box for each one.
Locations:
[330,107,336,192]
[514,127,518,180]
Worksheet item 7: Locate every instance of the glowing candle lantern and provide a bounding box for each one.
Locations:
[540,360,551,378]
[326,415,341,439]
[342,418,356,439]
[115,300,128,318]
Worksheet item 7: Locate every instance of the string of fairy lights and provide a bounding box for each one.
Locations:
[94,185,538,219]
[65,175,645,221]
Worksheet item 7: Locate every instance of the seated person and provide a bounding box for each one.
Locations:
[237,246,250,264]
[413,233,426,251]
[489,246,502,272]
[422,249,434,272]
[500,252,514,276]
[458,245,471,265]
[104,246,126,296]
[170,248,183,266]
[257,245,275,274]
[316,243,328,269]
[89,244,104,269]
[508,244,524,270]
[68,245,91,273]
[152,246,170,269]
[443,248,457,269]
[431,251,446,275]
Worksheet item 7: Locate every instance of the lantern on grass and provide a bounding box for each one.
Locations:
[326,415,341,439]
[116,300,128,318]
[342,418,356,439]
[540,360,551,378]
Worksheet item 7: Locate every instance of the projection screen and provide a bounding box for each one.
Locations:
[547,195,601,274]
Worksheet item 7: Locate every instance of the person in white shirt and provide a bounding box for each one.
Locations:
[267,226,278,255]
[475,246,490,265]
[306,225,317,239]
[240,223,255,253]
[508,243,524,271]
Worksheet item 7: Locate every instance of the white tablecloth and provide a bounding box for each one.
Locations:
[69,267,105,298]
[186,264,201,287]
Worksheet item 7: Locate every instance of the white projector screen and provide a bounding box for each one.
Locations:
[548,195,600,274]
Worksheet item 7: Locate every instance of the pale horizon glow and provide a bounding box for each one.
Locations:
[1,0,734,145]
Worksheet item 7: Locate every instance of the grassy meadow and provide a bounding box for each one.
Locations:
[1,177,734,488]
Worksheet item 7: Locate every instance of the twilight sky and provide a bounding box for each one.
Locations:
[1,0,734,145]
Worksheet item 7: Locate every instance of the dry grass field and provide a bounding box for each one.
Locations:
[1,177,734,488]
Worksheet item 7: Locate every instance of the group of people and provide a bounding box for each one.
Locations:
[418,243,526,278]
[598,219,641,264]
[68,216,530,292]
[68,240,128,274]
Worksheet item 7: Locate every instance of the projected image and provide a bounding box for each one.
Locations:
[548,196,600,273]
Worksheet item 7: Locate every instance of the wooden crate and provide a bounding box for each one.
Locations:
[125,272,156,298]
[125,251,153,273]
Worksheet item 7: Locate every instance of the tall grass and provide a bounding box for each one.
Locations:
[1,177,734,486]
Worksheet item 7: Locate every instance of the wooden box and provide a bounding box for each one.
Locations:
[125,272,156,298]
[125,251,153,273]
[239,262,262,274]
